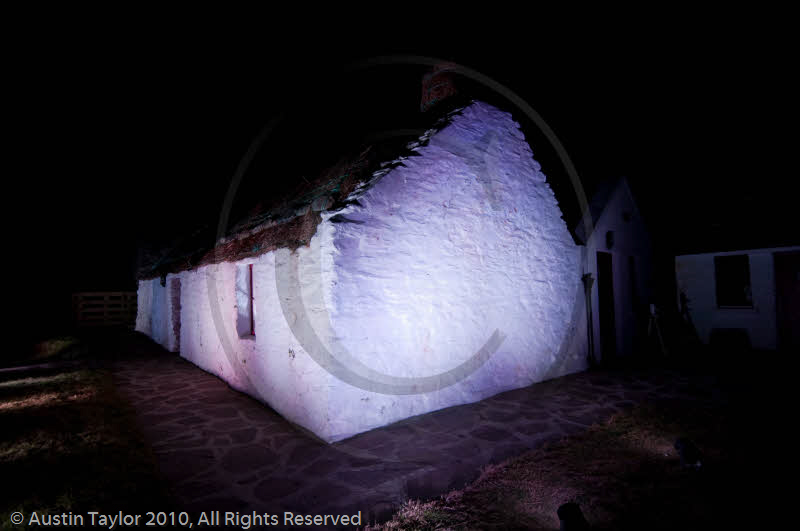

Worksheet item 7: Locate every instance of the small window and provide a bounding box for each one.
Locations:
[236,264,255,337]
[714,255,752,308]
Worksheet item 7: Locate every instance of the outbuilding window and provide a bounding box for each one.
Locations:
[714,254,752,308]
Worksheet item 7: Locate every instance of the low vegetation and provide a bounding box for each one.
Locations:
[3,336,89,367]
[369,397,746,530]
[0,368,172,527]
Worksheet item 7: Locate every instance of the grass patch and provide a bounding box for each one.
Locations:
[30,336,84,361]
[3,336,89,368]
[0,368,173,527]
[369,398,748,530]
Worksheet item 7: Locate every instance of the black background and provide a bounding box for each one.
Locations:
[9,13,795,341]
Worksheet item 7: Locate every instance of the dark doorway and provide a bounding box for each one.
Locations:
[170,278,181,350]
[597,251,617,362]
[774,251,800,351]
[629,255,643,354]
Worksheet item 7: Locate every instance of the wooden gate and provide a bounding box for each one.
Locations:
[72,292,137,328]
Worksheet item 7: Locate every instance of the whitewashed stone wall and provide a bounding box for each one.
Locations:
[135,277,181,353]
[136,101,587,442]
[320,102,584,440]
[135,279,153,335]
[174,244,336,439]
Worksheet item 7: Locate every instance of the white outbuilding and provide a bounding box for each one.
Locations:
[675,245,800,351]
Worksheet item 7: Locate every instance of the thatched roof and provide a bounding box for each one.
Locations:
[137,96,472,280]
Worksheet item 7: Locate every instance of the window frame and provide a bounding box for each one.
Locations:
[248,263,255,337]
[236,263,256,339]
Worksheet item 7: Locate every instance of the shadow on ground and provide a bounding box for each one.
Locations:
[100,329,770,528]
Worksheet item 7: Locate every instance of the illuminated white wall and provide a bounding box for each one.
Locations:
[136,101,587,442]
[135,280,152,335]
[136,277,180,352]
[321,102,584,440]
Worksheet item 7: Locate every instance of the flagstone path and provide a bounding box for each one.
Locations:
[110,336,725,528]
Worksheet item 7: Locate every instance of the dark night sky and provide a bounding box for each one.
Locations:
[10,18,796,337]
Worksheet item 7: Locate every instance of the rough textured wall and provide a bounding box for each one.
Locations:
[675,246,799,350]
[135,101,587,443]
[135,279,153,335]
[153,278,184,352]
[136,277,180,352]
[179,263,253,393]
[321,102,584,441]
[175,242,336,440]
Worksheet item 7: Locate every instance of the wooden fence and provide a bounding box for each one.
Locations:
[72,292,137,328]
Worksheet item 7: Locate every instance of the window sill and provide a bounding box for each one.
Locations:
[239,334,256,341]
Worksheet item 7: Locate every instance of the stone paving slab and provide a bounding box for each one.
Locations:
[111,346,724,528]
